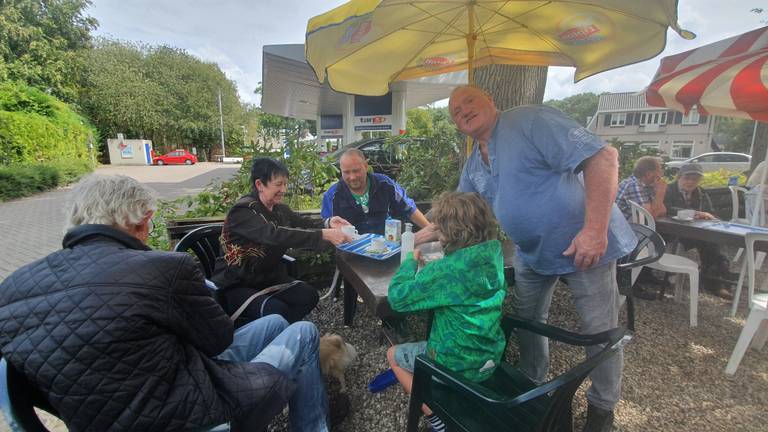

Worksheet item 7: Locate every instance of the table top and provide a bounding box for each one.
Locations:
[336,240,516,318]
[655,217,768,248]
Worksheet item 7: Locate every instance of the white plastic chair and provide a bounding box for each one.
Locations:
[725,293,768,374]
[729,186,751,225]
[731,232,768,317]
[629,201,701,326]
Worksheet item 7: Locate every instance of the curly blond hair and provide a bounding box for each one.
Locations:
[431,192,498,254]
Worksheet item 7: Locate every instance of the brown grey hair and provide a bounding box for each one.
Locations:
[430,192,498,254]
[633,156,662,178]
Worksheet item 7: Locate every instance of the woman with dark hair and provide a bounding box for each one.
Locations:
[212,158,351,324]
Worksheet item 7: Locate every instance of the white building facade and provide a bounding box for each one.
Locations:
[588,92,716,160]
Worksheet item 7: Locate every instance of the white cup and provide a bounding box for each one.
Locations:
[370,237,386,252]
[341,225,358,238]
[677,209,695,220]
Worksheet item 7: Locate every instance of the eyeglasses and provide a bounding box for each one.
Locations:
[361,204,369,214]
[147,218,155,235]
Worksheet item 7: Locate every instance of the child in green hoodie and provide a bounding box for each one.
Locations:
[386,192,507,431]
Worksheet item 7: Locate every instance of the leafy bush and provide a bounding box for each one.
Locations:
[700,169,747,188]
[608,138,665,180]
[0,160,92,201]
[0,81,97,165]
[395,108,463,201]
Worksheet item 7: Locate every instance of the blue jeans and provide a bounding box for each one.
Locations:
[511,256,623,411]
[217,315,329,432]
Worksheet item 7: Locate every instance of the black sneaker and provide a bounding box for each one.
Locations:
[583,404,614,432]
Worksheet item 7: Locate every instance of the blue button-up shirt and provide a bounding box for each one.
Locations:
[458,105,636,275]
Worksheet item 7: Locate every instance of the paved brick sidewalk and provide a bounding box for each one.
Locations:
[0,162,240,281]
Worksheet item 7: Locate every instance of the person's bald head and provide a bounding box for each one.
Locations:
[448,85,497,142]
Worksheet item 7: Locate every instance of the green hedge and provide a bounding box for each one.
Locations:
[0,81,97,165]
[0,160,93,201]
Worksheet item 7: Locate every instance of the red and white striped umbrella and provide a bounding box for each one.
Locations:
[646,26,768,121]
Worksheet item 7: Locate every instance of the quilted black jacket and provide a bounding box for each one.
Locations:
[0,224,294,431]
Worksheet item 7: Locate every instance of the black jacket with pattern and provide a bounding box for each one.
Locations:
[212,192,326,290]
[0,224,294,431]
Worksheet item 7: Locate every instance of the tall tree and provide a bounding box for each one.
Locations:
[0,0,97,102]
[80,39,245,160]
[545,92,600,126]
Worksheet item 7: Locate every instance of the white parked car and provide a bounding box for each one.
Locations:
[667,152,751,174]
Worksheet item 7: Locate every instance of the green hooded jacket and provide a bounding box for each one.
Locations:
[388,239,506,382]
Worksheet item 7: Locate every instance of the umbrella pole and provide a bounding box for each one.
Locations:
[465,4,477,156]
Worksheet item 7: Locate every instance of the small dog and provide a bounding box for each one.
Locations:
[319,333,357,392]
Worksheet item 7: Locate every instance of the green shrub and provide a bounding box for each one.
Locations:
[0,160,93,201]
[0,81,98,165]
[699,169,747,188]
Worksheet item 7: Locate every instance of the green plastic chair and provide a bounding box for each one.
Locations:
[406,316,629,432]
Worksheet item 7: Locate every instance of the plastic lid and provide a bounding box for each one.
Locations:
[405,223,413,231]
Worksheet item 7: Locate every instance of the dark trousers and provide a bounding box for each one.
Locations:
[680,239,730,275]
[221,275,319,325]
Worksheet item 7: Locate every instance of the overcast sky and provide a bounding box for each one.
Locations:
[88,0,767,107]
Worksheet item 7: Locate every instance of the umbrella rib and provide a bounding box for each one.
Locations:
[406,3,468,37]
[473,0,544,66]
[319,3,466,79]
[387,5,468,82]
[475,2,570,64]
[555,0,671,29]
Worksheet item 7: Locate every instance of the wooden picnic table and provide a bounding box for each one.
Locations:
[336,240,516,329]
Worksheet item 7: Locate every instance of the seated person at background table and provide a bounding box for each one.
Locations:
[321,148,429,234]
[0,174,337,432]
[664,162,737,298]
[615,156,667,220]
[212,158,351,324]
[386,192,507,432]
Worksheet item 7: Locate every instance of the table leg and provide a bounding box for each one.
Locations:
[343,277,357,327]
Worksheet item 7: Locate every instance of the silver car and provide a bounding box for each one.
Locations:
[667,152,751,174]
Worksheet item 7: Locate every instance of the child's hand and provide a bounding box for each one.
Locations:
[412,249,424,266]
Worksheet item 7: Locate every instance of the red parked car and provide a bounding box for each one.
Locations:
[153,149,198,165]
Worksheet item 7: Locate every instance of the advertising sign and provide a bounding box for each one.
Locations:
[354,94,392,131]
[118,140,134,159]
[320,115,344,138]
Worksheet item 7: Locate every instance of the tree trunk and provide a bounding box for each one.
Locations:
[474,64,548,110]
[750,121,768,172]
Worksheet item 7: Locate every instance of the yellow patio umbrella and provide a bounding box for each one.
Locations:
[306,0,695,96]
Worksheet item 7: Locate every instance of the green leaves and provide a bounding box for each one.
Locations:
[80,39,246,160]
[396,106,462,201]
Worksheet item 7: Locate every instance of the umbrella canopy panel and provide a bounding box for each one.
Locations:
[306,0,693,96]
[646,26,768,122]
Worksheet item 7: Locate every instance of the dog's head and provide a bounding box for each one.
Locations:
[320,333,358,368]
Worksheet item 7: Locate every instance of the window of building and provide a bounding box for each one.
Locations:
[682,108,700,125]
[610,113,626,127]
[671,141,693,159]
[639,111,668,126]
[639,141,660,151]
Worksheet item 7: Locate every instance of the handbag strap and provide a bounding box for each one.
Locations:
[229,281,301,322]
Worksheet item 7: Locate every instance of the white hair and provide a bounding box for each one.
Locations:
[66,174,158,231]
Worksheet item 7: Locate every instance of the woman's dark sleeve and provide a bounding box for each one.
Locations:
[228,205,323,249]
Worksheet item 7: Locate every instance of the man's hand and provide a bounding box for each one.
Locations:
[694,211,717,220]
[563,228,608,270]
[328,216,351,229]
[322,229,352,246]
[414,223,438,245]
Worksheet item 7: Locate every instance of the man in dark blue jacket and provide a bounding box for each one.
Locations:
[321,148,429,234]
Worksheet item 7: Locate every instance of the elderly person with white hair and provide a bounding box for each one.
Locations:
[0,174,341,432]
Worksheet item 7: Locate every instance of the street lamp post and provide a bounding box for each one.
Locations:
[241,125,247,147]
